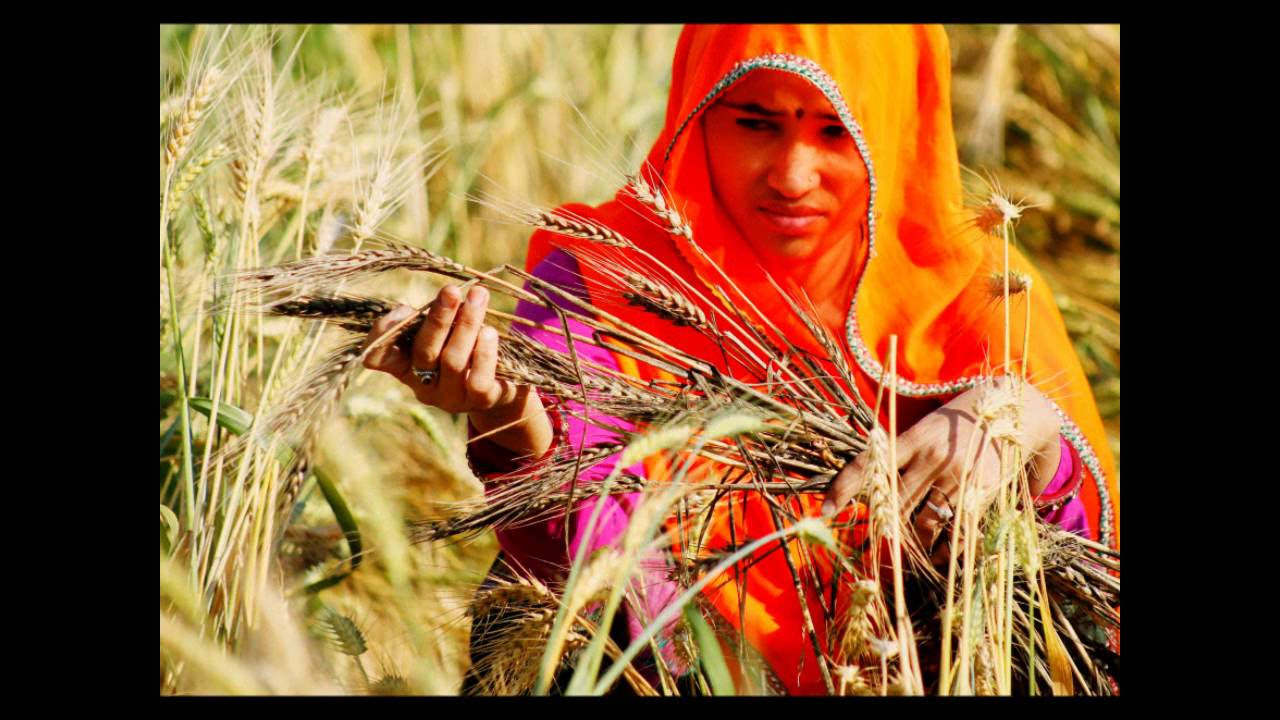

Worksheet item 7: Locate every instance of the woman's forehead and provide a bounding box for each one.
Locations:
[718,69,837,116]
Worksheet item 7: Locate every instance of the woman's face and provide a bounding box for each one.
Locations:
[702,70,868,262]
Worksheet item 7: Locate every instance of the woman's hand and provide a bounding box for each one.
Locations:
[823,378,1062,562]
[362,285,553,458]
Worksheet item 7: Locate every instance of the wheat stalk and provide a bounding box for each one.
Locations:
[170,143,229,208]
[166,66,224,169]
[526,208,632,248]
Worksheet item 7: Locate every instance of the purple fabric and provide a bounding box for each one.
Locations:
[477,248,683,671]
[1038,436,1091,537]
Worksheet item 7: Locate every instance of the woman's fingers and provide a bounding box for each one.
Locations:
[824,425,930,518]
[894,417,955,516]
[467,325,503,408]
[930,529,954,567]
[822,454,865,518]
[360,285,522,416]
[362,304,416,378]
[912,485,954,559]
[468,324,521,410]
[437,286,489,410]
[412,285,463,376]
[970,450,1004,510]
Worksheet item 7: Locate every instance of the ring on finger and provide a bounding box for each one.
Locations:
[926,487,954,521]
[413,367,440,385]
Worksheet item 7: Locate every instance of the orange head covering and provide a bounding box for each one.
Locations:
[525,24,1118,693]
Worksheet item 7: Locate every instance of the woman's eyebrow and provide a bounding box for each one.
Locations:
[723,101,783,117]
[723,101,842,123]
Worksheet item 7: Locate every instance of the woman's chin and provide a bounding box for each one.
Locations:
[756,233,823,261]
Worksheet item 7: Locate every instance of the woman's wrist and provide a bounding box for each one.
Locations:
[1016,382,1062,495]
[1033,436,1084,512]
[468,386,554,458]
[1026,432,1061,496]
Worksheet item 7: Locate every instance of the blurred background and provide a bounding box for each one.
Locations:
[159,24,1118,694]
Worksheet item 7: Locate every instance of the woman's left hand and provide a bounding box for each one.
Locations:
[822,377,1063,563]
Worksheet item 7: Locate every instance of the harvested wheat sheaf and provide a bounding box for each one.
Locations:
[242,183,1117,695]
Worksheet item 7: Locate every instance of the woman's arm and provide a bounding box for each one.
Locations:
[464,249,649,578]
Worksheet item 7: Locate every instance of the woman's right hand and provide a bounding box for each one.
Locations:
[362,284,554,457]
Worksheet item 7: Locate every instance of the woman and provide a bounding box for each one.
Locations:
[363,24,1118,694]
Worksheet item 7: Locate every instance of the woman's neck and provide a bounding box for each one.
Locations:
[772,232,864,332]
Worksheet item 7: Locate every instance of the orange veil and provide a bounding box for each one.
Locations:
[524,24,1118,694]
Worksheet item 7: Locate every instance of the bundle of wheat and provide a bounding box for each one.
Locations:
[235,172,1118,696]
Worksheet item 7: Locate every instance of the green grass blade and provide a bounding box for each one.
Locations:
[299,572,351,595]
[189,396,254,437]
[592,521,812,695]
[159,414,181,455]
[188,397,363,571]
[163,236,197,534]
[683,604,735,696]
[314,466,363,571]
[160,504,180,555]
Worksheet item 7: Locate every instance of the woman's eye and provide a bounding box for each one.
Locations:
[822,125,848,140]
[736,118,778,132]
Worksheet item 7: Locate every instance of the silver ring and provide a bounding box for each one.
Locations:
[413,368,439,385]
[925,500,954,522]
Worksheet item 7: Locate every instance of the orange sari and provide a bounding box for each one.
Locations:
[524,24,1118,694]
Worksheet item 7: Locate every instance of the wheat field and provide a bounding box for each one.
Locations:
[158,24,1119,695]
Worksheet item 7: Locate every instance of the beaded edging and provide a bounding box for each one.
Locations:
[1053,404,1115,548]
[658,52,1114,549]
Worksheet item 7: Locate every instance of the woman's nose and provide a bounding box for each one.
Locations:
[766,141,820,198]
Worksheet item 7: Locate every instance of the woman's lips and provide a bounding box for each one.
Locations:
[758,207,825,236]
